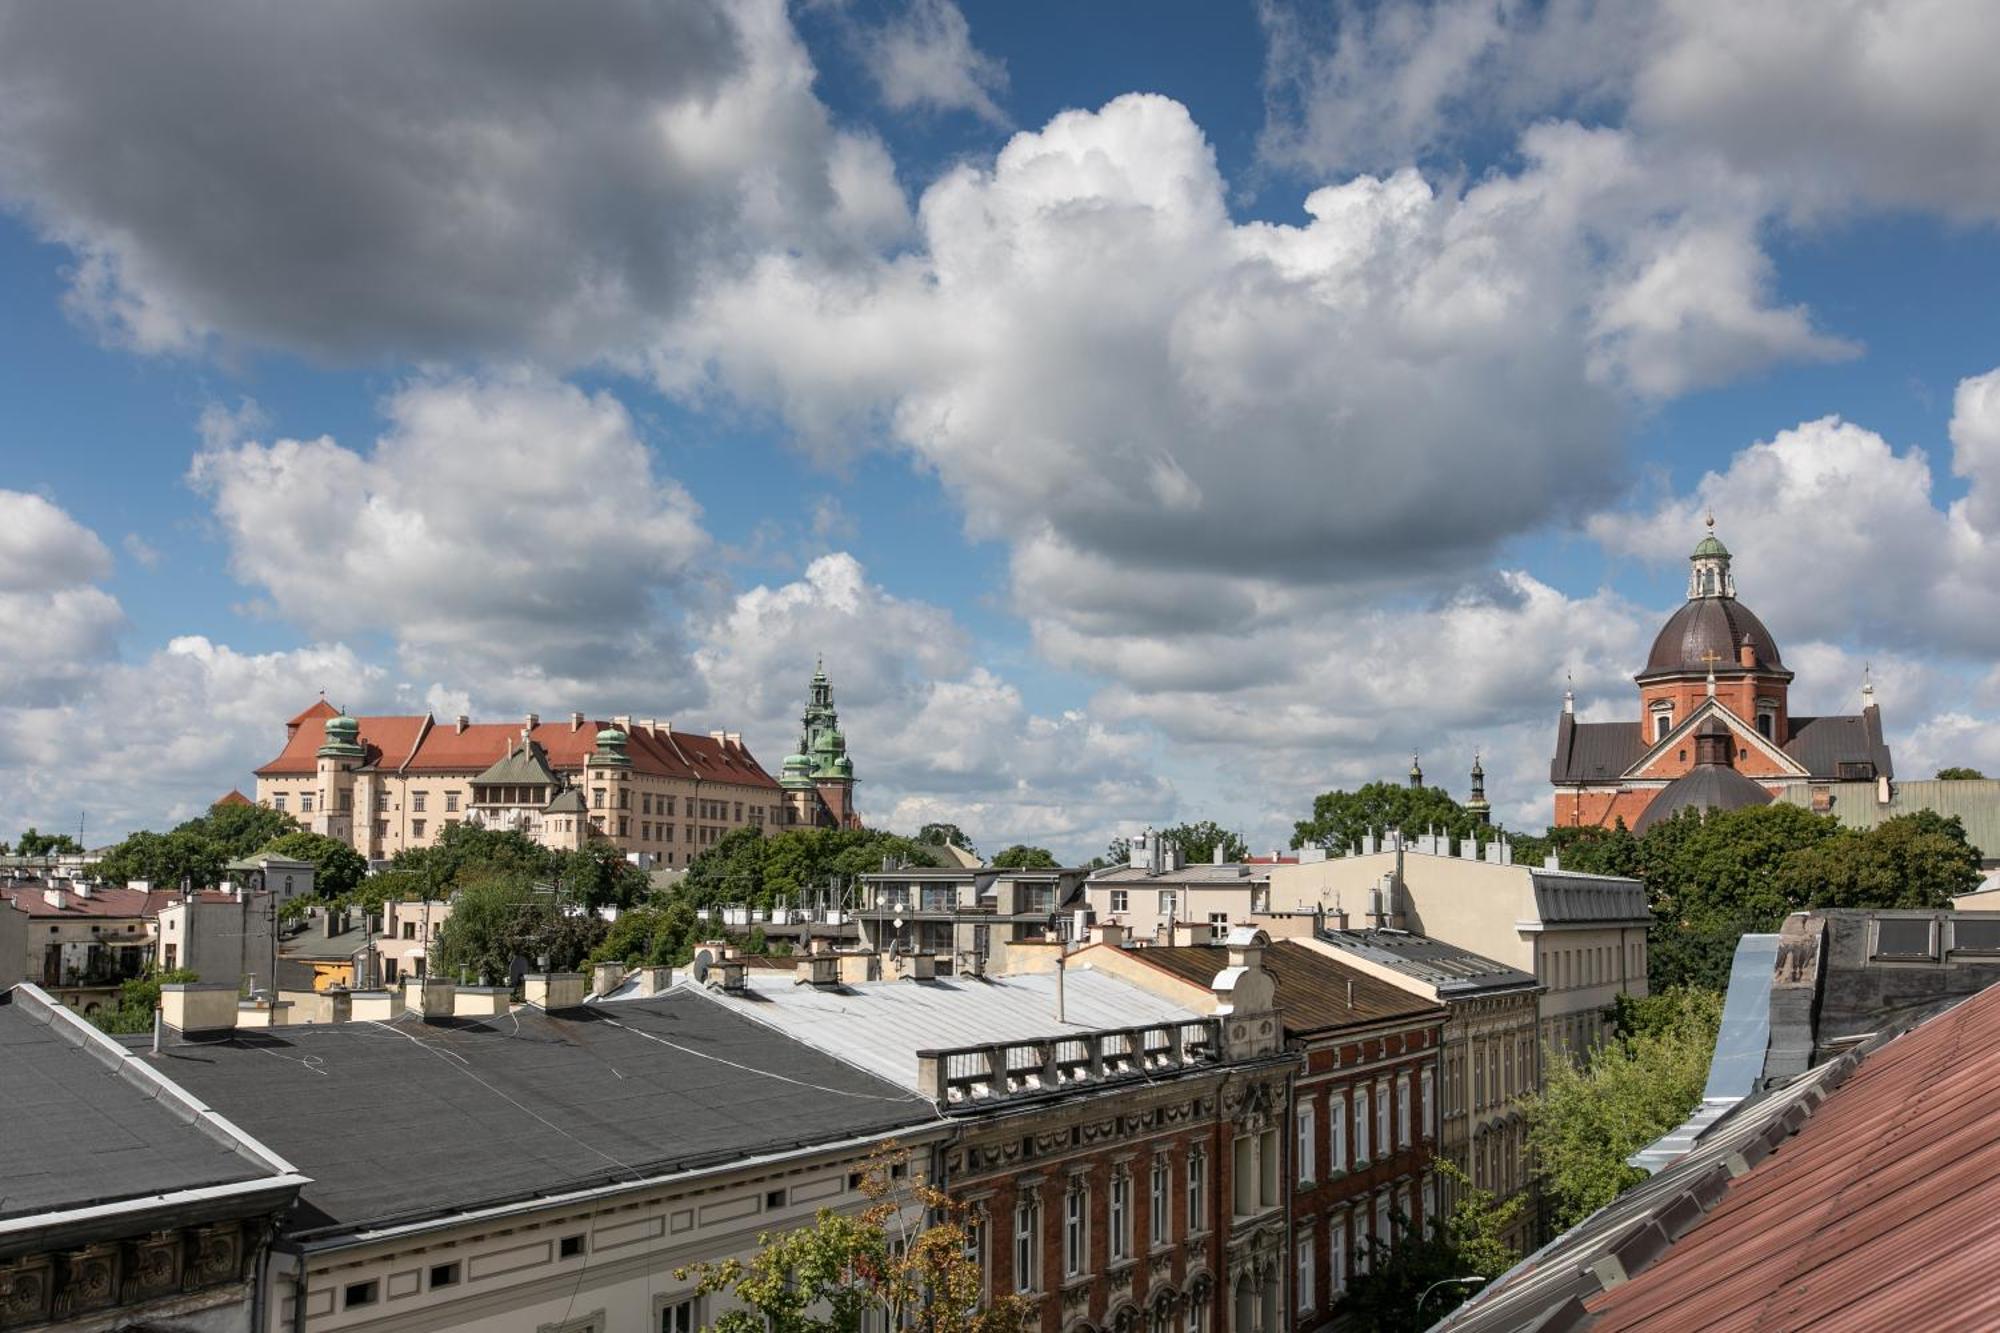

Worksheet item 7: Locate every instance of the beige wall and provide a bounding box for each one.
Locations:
[1083,878,1270,943]
[274,1131,943,1333]
[374,900,453,984]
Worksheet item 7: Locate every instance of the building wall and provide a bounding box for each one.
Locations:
[13,906,152,1012]
[1086,880,1270,944]
[373,900,452,985]
[157,895,277,993]
[0,900,25,991]
[273,1133,944,1333]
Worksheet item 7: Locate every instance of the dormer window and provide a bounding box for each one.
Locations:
[1650,701,1674,742]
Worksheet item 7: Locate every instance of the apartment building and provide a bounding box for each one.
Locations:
[853,863,1089,965]
[0,882,154,1013]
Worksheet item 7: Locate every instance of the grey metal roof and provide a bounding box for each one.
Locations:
[1313,929,1540,998]
[684,971,1202,1093]
[1528,868,1650,923]
[1629,934,1778,1174]
[127,992,931,1242]
[0,986,282,1221]
[1782,707,1893,780]
[1639,595,1786,678]
[1775,776,1999,861]
[1550,715,1647,784]
[1088,863,1264,885]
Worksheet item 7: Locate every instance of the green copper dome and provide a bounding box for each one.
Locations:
[1691,533,1730,559]
[325,714,359,737]
[595,727,626,746]
[317,711,365,759]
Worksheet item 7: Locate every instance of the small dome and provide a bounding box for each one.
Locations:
[1633,763,1772,834]
[1691,533,1731,559]
[595,727,627,747]
[1642,597,1784,678]
[325,714,359,736]
[782,751,811,774]
[833,755,854,778]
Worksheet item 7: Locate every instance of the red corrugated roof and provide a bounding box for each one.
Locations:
[1587,981,2000,1332]
[256,703,778,789]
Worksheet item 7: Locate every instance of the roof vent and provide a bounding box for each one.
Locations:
[571,711,585,731]
[524,712,540,729]
[455,714,470,733]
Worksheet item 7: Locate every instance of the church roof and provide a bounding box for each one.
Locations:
[1784,709,1893,781]
[1640,595,1787,679]
[1631,761,1774,834]
[1550,714,1648,784]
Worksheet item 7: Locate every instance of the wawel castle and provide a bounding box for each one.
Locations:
[254,664,862,863]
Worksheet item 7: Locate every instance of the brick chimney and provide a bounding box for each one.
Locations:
[524,712,540,729]
[455,714,469,734]
[571,711,585,731]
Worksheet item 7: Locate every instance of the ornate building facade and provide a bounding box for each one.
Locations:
[1550,522,1894,831]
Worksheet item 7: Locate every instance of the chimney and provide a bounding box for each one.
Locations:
[725,732,741,748]
[1739,634,1756,669]
[1213,843,1225,866]
[714,959,748,993]
[640,718,656,733]
[1547,852,1562,872]
[591,961,625,997]
[42,887,64,910]
[160,982,241,1035]
[523,972,586,1010]
[797,953,841,989]
[614,715,631,732]
[710,729,726,744]
[1093,921,1127,949]
[571,711,585,731]
[455,714,469,733]
[525,712,540,730]
[901,953,937,982]
[72,881,92,900]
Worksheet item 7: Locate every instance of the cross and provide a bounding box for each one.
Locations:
[1699,649,1722,670]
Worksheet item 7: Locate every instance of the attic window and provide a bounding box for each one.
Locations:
[1953,918,2000,955]
[1838,761,1877,781]
[1871,918,1936,961]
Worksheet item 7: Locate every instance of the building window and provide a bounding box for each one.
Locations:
[1110,1168,1131,1260]
[1374,1194,1391,1254]
[1260,1128,1279,1208]
[1330,1094,1346,1173]
[412,791,427,813]
[272,794,287,812]
[1419,1068,1434,1141]
[560,1234,585,1259]
[1354,1085,1371,1164]
[1233,1135,1256,1216]
[412,819,426,839]
[593,789,605,809]
[1014,1194,1040,1293]
[1353,1207,1370,1276]
[373,820,387,838]
[1397,1074,1412,1148]
[344,1280,378,1309]
[1330,1218,1348,1296]
[1653,708,1672,742]
[1064,1180,1088,1277]
[401,921,417,940]
[1208,911,1229,937]
[1297,1099,1316,1182]
[1297,1235,1315,1311]
[1158,889,1177,916]
[1110,889,1129,913]
[1150,1155,1169,1245]
[1187,1149,1206,1231]
[659,1296,699,1333]
[1376,1082,1390,1153]
[618,817,630,837]
[430,1262,460,1289]
[445,791,459,813]
[301,792,314,813]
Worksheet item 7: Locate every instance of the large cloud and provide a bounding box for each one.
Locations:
[191,375,711,705]
[0,491,124,704]
[1259,0,2000,224]
[0,0,906,361]
[691,553,1168,857]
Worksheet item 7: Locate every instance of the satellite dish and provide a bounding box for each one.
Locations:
[690,948,713,983]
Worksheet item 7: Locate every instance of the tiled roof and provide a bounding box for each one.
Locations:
[0,884,155,919]
[256,703,779,789]
[1126,940,1444,1035]
[1551,714,1648,784]
[1586,981,2000,1331]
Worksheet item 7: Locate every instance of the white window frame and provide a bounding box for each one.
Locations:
[1354,1085,1371,1165]
[1330,1095,1346,1174]
[1150,1155,1169,1246]
[1374,1193,1391,1253]
[1187,1149,1206,1232]
[1296,1234,1315,1312]
[1329,1218,1348,1296]
[1109,888,1129,913]
[1014,1194,1040,1293]
[1065,1180,1089,1278]
[1420,1067,1434,1142]
[1297,1098,1316,1183]
[1110,1168,1131,1261]
[657,1295,701,1333]
[1397,1073,1412,1148]
[1375,1082,1390,1155]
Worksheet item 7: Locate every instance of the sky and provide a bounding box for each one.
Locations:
[5,0,2000,861]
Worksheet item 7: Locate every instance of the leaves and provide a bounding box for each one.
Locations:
[678,1143,1031,1333]
[261,830,369,897]
[1158,820,1249,864]
[988,844,1058,869]
[1292,782,1483,855]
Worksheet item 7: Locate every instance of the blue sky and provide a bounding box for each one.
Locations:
[5,0,2000,859]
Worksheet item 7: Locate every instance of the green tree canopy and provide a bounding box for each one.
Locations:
[192,800,300,858]
[261,830,368,897]
[1291,782,1483,854]
[390,821,555,897]
[96,829,228,891]
[430,872,603,984]
[1159,820,1249,864]
[556,843,650,913]
[13,828,85,857]
[680,827,945,911]
[1936,766,1987,780]
[915,823,976,856]
[90,968,200,1035]
[587,898,702,968]
[989,844,1059,869]
[1528,986,1722,1227]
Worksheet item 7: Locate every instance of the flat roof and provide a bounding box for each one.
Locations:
[684,971,1203,1092]
[1126,940,1445,1034]
[0,986,284,1221]
[127,992,931,1242]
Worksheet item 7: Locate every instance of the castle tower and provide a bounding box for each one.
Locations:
[314,711,363,845]
[780,660,862,829]
[1467,754,1490,824]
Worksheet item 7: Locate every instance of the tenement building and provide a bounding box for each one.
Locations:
[254,667,862,863]
[1550,520,1893,831]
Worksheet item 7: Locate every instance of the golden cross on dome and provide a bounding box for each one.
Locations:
[1699,648,1723,669]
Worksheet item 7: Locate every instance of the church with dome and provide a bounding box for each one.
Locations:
[1550,521,1893,832]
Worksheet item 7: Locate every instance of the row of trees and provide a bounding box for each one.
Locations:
[86,800,370,899]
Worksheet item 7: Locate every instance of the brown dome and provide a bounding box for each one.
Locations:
[1632,759,1773,833]
[1639,597,1786,680]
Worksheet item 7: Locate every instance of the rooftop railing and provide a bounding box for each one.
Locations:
[915,1018,1221,1106]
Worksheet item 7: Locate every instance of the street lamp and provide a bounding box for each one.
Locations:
[1416,1275,1486,1318]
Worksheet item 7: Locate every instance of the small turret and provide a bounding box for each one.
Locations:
[589,726,631,769]
[1408,753,1423,789]
[1467,753,1490,824]
[1688,513,1736,600]
[317,712,364,760]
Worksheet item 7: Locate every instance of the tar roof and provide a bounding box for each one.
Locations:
[685,971,1203,1092]
[130,992,930,1242]
[1586,980,2000,1331]
[1314,929,1540,997]
[0,986,280,1220]
[1126,940,1444,1034]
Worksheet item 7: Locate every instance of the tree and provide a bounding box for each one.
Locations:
[1160,820,1249,864]
[556,843,649,913]
[96,829,227,891]
[1291,783,1481,854]
[193,800,299,858]
[391,821,554,898]
[90,968,199,1035]
[915,823,977,857]
[989,844,1059,869]
[682,828,945,912]
[1936,766,1987,780]
[589,898,702,967]
[1774,810,1983,911]
[1509,822,1642,876]
[13,828,85,857]
[430,873,604,983]
[1334,1162,1523,1330]
[1528,986,1722,1227]
[677,1143,1031,1333]
[261,830,369,898]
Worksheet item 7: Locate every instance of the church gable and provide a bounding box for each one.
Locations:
[1623,699,1807,783]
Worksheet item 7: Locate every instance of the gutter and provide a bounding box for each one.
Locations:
[0,1174,311,1259]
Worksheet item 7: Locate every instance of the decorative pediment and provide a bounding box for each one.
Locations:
[1623,700,1807,781]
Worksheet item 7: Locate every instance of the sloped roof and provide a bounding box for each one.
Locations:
[0,884,155,919]
[1314,929,1540,998]
[1526,868,1651,923]
[1586,981,2000,1331]
[1641,596,1787,678]
[1630,761,1774,834]
[255,712,428,776]
[1552,714,1648,784]
[1775,778,2000,862]
[1127,940,1444,1035]
[470,738,559,787]
[1783,706,1894,781]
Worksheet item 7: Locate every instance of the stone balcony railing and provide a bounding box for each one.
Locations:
[916,1018,1221,1106]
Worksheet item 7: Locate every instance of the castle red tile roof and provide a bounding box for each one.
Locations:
[257,704,778,789]
[213,788,253,807]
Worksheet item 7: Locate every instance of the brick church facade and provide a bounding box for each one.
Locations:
[1551,522,1893,831]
